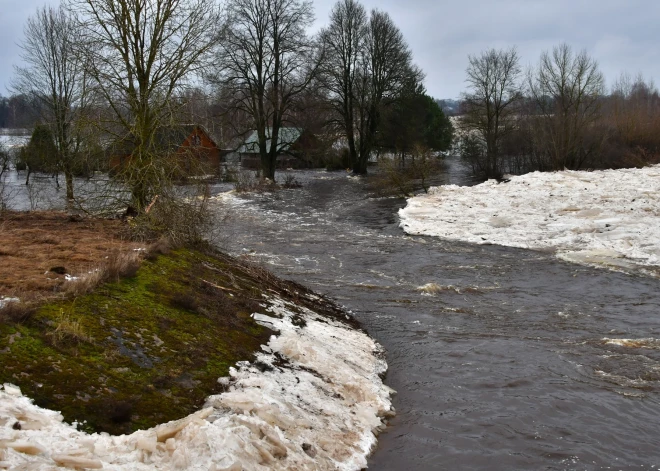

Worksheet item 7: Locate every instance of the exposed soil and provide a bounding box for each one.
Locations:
[0,211,142,299]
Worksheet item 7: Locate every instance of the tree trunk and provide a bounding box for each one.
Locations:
[261,153,276,181]
[353,156,368,175]
[65,169,74,201]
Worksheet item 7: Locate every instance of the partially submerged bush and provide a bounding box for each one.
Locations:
[281,172,302,189]
[371,146,444,197]
[234,170,278,193]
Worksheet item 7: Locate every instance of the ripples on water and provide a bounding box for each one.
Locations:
[213,162,660,470]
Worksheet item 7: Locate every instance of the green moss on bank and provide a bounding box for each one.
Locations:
[0,247,277,435]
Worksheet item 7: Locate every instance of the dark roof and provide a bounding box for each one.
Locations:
[238,128,302,155]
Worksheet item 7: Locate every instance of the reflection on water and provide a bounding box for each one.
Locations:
[213,161,660,470]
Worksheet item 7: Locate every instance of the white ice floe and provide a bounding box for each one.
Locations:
[399,166,660,273]
[0,296,394,470]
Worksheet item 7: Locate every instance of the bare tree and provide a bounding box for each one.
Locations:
[214,0,317,181]
[528,43,605,170]
[320,0,367,172]
[70,0,220,210]
[12,5,90,202]
[321,0,419,174]
[608,73,660,164]
[461,47,522,179]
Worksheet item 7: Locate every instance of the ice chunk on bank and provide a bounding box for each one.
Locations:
[399,166,660,274]
[0,296,393,470]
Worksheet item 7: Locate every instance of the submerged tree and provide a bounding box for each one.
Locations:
[12,5,90,202]
[214,0,318,181]
[19,125,59,185]
[461,47,522,179]
[321,0,419,174]
[319,0,366,172]
[70,0,220,210]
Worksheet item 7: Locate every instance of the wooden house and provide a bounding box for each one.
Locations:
[108,125,222,176]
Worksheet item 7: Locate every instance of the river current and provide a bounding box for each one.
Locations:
[213,163,660,470]
[4,157,659,469]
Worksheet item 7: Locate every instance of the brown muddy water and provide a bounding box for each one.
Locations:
[213,162,660,470]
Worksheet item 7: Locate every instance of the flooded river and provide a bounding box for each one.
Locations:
[214,162,660,470]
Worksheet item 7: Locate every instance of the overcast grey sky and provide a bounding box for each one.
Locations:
[1,0,659,99]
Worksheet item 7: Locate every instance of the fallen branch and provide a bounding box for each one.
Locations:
[201,279,237,293]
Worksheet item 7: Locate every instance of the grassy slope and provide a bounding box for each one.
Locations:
[0,247,277,435]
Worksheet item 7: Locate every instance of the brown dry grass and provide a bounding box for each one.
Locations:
[0,211,144,303]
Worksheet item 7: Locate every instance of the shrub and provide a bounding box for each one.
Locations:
[106,251,141,281]
[49,309,91,345]
[128,192,212,245]
[0,299,35,324]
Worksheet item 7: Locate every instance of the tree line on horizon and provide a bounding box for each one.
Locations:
[458,45,660,180]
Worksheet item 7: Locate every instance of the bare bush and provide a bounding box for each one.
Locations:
[234,171,277,193]
[128,191,212,245]
[371,146,442,197]
[105,251,141,281]
[374,157,415,197]
[0,299,36,324]
[64,270,106,297]
[64,250,141,296]
[144,238,172,260]
[409,145,441,193]
[281,173,302,189]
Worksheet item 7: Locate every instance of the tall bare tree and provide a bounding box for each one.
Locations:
[70,0,220,210]
[214,0,317,181]
[12,5,90,202]
[320,0,367,172]
[528,43,605,170]
[461,47,522,179]
[321,0,419,174]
